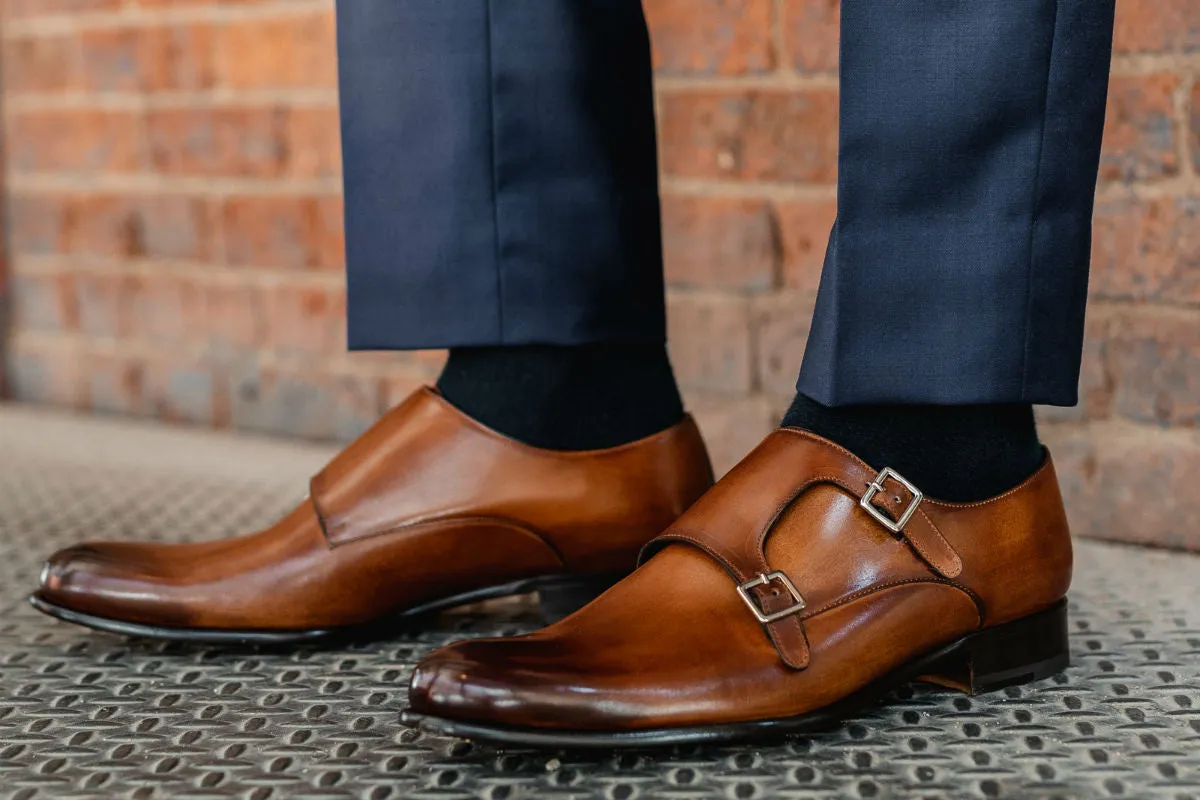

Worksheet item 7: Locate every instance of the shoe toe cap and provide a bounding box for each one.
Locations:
[409,642,522,719]
[40,543,118,596]
[408,639,636,731]
[36,542,179,622]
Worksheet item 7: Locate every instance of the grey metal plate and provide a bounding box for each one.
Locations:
[0,405,1197,800]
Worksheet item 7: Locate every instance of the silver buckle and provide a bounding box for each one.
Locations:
[860,467,923,534]
[736,571,806,624]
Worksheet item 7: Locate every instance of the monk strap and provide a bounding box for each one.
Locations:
[860,467,924,534]
[736,571,807,624]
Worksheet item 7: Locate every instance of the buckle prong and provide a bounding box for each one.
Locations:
[860,467,923,534]
[737,571,806,624]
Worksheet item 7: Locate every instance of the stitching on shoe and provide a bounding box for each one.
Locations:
[800,578,983,629]
[780,426,1054,510]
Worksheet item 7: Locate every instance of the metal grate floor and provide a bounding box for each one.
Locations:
[0,405,1197,800]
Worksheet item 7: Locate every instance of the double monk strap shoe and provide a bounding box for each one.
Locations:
[405,428,1074,747]
[31,388,714,644]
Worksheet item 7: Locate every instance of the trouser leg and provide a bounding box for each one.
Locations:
[798,0,1116,406]
[335,0,665,350]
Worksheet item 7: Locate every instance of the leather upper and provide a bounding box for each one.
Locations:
[409,428,1073,731]
[36,388,714,631]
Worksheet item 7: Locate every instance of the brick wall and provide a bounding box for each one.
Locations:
[1,0,1198,549]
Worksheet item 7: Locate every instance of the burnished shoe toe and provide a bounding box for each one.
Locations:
[41,542,147,603]
[409,640,575,728]
[408,646,489,719]
[36,541,199,627]
[40,544,99,593]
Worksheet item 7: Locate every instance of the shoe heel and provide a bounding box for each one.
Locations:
[537,574,621,624]
[924,599,1070,695]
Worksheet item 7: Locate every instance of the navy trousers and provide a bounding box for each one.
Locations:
[336,0,1116,407]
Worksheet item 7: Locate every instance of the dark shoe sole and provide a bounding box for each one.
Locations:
[27,571,622,646]
[402,599,1070,749]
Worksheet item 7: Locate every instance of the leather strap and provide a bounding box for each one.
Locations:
[823,466,963,580]
[639,428,963,670]
[647,528,814,669]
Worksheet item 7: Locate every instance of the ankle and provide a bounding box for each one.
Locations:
[781,393,1042,502]
[438,343,685,451]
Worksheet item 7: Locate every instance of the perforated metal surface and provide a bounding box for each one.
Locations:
[0,405,1197,800]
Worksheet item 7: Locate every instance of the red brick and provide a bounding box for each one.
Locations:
[145,108,212,175]
[147,105,341,178]
[79,27,143,92]
[12,272,78,333]
[216,10,338,90]
[137,24,218,92]
[230,365,373,440]
[1091,196,1199,305]
[264,283,346,357]
[311,195,346,269]
[661,196,779,291]
[220,195,344,270]
[687,393,777,476]
[203,280,267,352]
[6,193,214,260]
[125,273,204,344]
[136,195,218,261]
[148,106,288,178]
[74,273,135,338]
[658,90,839,183]
[2,0,121,17]
[645,0,775,76]
[1106,312,1200,428]
[1191,81,1200,175]
[7,109,147,173]
[667,293,754,394]
[782,0,840,73]
[330,373,386,441]
[83,352,147,416]
[3,34,81,94]
[1100,74,1181,182]
[133,0,219,6]
[140,359,218,426]
[753,291,814,397]
[7,193,70,255]
[80,20,221,95]
[67,195,146,258]
[1044,423,1200,551]
[285,106,342,178]
[1113,0,1200,54]
[776,198,835,294]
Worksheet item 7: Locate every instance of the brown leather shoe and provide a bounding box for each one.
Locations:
[30,388,714,644]
[405,427,1074,747]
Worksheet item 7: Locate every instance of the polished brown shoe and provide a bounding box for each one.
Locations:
[405,427,1074,747]
[30,388,714,644]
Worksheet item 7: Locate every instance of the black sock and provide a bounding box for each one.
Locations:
[781,393,1043,502]
[437,344,685,451]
